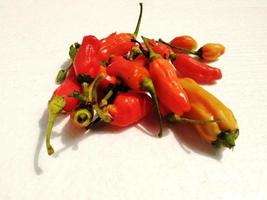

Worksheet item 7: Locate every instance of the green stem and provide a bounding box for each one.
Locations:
[158,38,198,55]
[141,36,160,61]
[45,96,66,155]
[166,113,218,124]
[133,3,143,38]
[142,77,163,137]
[93,105,112,123]
[100,89,114,107]
[73,108,93,127]
[88,73,105,103]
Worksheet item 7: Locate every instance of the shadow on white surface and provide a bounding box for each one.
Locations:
[35,108,224,175]
[169,123,224,161]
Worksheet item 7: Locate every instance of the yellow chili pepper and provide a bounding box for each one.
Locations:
[179,78,239,148]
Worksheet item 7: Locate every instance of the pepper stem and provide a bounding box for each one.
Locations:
[88,73,105,103]
[45,96,66,155]
[158,38,198,55]
[166,113,219,124]
[212,129,239,149]
[142,77,163,137]
[133,3,143,38]
[141,36,160,61]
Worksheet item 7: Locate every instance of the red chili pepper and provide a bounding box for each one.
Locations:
[73,35,116,86]
[148,39,173,59]
[142,36,191,116]
[172,54,222,84]
[170,35,197,53]
[108,91,153,127]
[98,3,143,62]
[45,67,81,155]
[107,56,150,90]
[106,55,163,136]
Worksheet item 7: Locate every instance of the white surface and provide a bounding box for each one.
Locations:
[1,0,267,199]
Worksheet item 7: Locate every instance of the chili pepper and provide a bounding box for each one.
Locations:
[197,43,225,62]
[174,78,239,148]
[98,3,143,62]
[45,67,81,155]
[73,35,116,87]
[106,55,163,136]
[172,53,222,84]
[148,39,173,59]
[107,91,153,127]
[170,35,197,53]
[142,36,191,116]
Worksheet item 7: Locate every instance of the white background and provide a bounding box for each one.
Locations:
[1,0,267,199]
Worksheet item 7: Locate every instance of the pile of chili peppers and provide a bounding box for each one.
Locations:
[44,3,239,156]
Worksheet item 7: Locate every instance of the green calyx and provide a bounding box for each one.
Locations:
[142,77,163,137]
[69,42,80,61]
[166,113,218,124]
[212,129,239,149]
[46,96,66,155]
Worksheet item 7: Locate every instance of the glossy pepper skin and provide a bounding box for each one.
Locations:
[149,58,191,115]
[73,35,116,86]
[108,91,153,127]
[198,43,225,62]
[180,78,239,148]
[170,35,197,53]
[99,32,135,62]
[148,39,173,59]
[172,54,222,84]
[46,67,81,155]
[107,56,150,90]
[106,55,163,136]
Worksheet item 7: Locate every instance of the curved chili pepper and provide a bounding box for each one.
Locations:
[45,67,81,155]
[106,55,163,136]
[98,3,143,62]
[107,91,153,127]
[142,36,191,116]
[172,54,222,84]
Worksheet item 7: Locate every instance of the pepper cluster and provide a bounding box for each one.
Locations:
[44,3,239,156]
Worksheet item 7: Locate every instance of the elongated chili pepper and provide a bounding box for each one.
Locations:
[172,53,222,84]
[45,67,81,155]
[107,91,153,127]
[176,78,239,148]
[98,3,143,62]
[142,36,191,116]
[106,55,163,136]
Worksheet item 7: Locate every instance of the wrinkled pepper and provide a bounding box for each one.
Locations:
[177,78,239,148]
[108,91,153,127]
[106,55,163,136]
[142,36,191,116]
[98,3,143,62]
